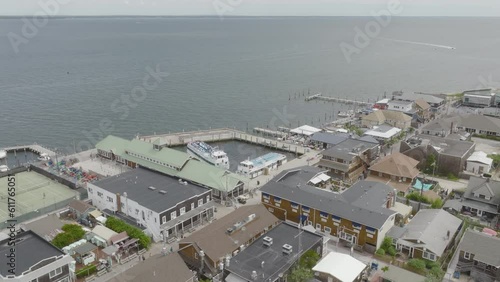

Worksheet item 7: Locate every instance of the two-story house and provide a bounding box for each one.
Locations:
[87,168,214,242]
[260,167,397,253]
[361,110,412,129]
[457,177,500,227]
[455,229,500,282]
[178,204,280,277]
[387,100,414,114]
[0,230,75,282]
[318,139,380,183]
[387,209,462,262]
[392,91,445,113]
[366,152,420,196]
[414,99,431,122]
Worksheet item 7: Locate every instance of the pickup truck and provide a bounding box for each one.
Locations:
[237,195,250,204]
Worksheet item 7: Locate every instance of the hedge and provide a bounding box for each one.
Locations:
[51,224,85,249]
[76,264,97,279]
[105,216,151,249]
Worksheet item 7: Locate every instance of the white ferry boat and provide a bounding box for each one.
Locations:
[187,141,229,169]
[237,152,287,179]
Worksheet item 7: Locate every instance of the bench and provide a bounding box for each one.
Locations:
[167,237,177,244]
[85,275,96,282]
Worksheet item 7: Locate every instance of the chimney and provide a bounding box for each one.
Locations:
[450,122,454,134]
[116,193,121,212]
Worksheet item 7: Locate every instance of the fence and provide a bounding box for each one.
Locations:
[396,196,432,212]
[0,196,77,230]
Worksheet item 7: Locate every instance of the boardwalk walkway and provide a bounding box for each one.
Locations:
[2,144,56,157]
[139,128,309,155]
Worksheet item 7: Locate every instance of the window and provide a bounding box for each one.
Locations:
[171,211,177,220]
[88,187,93,193]
[97,192,103,197]
[56,278,69,282]
[339,231,354,243]
[352,222,362,230]
[162,216,166,224]
[206,195,210,202]
[30,279,38,282]
[198,199,203,206]
[191,203,195,210]
[135,209,139,215]
[273,197,282,204]
[180,207,186,215]
[316,224,321,230]
[464,252,471,260]
[423,251,436,261]
[107,196,113,202]
[332,215,341,223]
[324,227,332,234]
[49,267,62,278]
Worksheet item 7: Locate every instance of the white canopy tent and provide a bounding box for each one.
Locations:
[290,125,322,137]
[312,252,367,282]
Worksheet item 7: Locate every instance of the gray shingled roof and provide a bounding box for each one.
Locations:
[322,139,378,160]
[395,209,462,256]
[458,230,500,267]
[464,176,500,206]
[310,132,348,146]
[0,231,65,276]
[261,171,395,229]
[93,168,209,213]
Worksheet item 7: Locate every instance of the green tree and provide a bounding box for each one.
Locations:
[288,266,313,282]
[488,154,500,167]
[105,216,152,249]
[431,198,443,209]
[381,266,390,273]
[299,250,320,269]
[381,237,392,251]
[51,224,85,248]
[424,154,437,174]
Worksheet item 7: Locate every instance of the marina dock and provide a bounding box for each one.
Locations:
[305,93,374,106]
[2,144,56,157]
[139,128,309,155]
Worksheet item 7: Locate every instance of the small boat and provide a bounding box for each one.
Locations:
[337,110,354,117]
[0,165,9,173]
[0,150,6,159]
[37,152,51,161]
[237,153,287,179]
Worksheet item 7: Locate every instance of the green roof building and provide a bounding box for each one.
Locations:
[96,135,245,200]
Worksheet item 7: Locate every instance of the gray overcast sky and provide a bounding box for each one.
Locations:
[3,0,500,17]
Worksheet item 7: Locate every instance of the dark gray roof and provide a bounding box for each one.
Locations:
[464,176,500,206]
[421,116,461,132]
[322,139,378,160]
[261,170,395,229]
[23,214,64,240]
[226,223,322,282]
[93,168,210,213]
[0,230,65,276]
[419,135,475,158]
[358,135,380,144]
[458,230,500,267]
[459,114,500,134]
[73,242,98,256]
[310,132,348,146]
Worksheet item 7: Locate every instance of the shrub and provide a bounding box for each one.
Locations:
[406,192,431,204]
[299,250,320,269]
[51,224,85,249]
[447,173,459,181]
[381,237,392,251]
[76,264,97,279]
[375,249,386,256]
[407,259,426,270]
[429,266,444,278]
[105,216,151,249]
[387,246,397,256]
[431,198,443,209]
[425,260,440,270]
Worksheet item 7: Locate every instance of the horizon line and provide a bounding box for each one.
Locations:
[1,14,500,18]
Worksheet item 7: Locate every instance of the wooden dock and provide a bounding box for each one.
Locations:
[305,93,374,106]
[2,144,56,157]
[139,128,309,155]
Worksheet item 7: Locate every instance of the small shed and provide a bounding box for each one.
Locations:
[73,242,98,266]
[89,225,118,247]
[466,151,493,175]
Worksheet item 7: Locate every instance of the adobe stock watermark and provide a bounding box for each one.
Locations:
[57,63,169,157]
[213,0,243,20]
[7,0,73,54]
[340,0,403,64]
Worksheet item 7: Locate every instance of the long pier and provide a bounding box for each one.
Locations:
[305,93,374,106]
[2,144,56,157]
[139,128,309,155]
